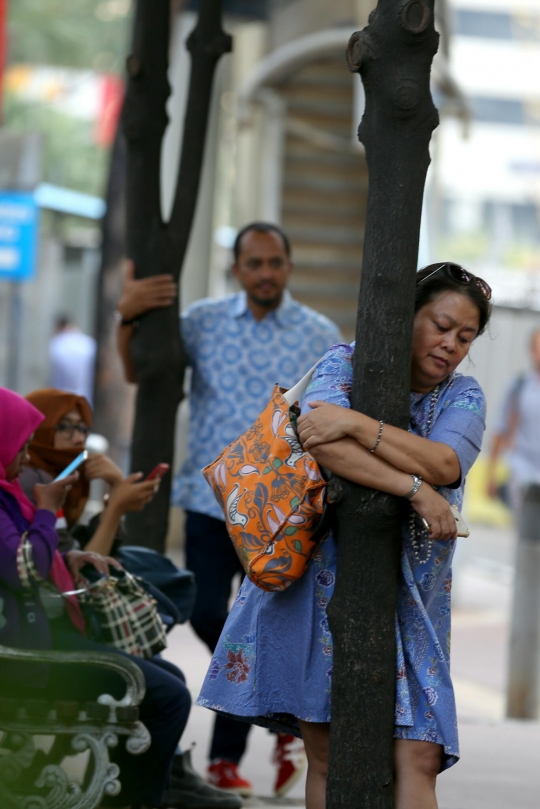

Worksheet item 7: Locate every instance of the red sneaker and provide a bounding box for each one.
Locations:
[207,760,253,797]
[273,733,307,797]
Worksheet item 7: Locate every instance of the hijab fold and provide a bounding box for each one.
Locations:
[0,388,44,521]
[25,389,92,527]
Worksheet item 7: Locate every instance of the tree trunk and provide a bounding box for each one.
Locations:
[122,0,231,551]
[326,3,439,807]
[93,131,135,472]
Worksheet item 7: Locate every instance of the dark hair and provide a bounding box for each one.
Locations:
[233,221,291,262]
[55,313,73,331]
[415,263,492,337]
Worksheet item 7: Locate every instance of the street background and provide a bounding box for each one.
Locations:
[2,0,540,804]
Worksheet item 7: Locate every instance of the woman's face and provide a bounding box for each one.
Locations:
[53,407,90,450]
[5,436,33,481]
[411,291,480,392]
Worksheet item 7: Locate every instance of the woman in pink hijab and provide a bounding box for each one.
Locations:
[0,387,85,650]
[0,387,191,809]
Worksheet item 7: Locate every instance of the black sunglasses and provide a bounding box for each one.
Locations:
[418,263,492,301]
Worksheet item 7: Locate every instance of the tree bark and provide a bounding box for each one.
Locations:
[93,131,135,471]
[122,0,231,551]
[326,3,439,807]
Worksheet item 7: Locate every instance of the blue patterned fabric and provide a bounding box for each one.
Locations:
[197,343,486,770]
[172,291,342,520]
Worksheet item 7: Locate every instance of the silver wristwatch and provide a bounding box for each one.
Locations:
[113,308,137,327]
[404,474,423,500]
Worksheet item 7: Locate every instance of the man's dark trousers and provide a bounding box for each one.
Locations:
[185,510,251,764]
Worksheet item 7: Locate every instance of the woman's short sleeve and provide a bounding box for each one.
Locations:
[429,377,487,484]
[299,343,353,413]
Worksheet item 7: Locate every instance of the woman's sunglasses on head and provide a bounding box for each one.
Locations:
[418,263,492,301]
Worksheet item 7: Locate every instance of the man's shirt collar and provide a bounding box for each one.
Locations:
[229,290,296,326]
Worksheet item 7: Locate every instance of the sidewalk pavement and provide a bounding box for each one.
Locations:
[165,522,540,807]
[164,622,540,809]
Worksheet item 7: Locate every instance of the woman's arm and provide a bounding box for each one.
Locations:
[81,503,123,556]
[310,437,457,540]
[0,507,58,590]
[298,403,460,487]
[82,474,157,556]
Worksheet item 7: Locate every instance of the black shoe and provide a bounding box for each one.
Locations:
[163,749,243,809]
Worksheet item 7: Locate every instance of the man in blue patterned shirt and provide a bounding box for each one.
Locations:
[117,222,341,795]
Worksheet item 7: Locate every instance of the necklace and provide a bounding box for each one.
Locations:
[408,383,441,566]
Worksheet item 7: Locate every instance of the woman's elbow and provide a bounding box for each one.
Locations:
[429,447,461,486]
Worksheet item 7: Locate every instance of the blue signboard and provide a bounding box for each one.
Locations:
[0,192,39,282]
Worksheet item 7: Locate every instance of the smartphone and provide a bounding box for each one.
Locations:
[451,505,470,538]
[146,463,170,482]
[420,507,470,538]
[54,451,88,482]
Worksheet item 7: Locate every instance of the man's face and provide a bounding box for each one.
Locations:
[232,230,292,308]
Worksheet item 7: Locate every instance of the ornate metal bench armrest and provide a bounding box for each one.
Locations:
[0,644,145,709]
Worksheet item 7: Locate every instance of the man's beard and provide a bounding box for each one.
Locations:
[249,291,283,308]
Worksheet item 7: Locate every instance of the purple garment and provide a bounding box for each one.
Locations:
[0,489,58,684]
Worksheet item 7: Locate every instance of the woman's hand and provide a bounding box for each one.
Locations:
[65,549,122,584]
[84,454,124,486]
[34,473,79,514]
[297,402,358,450]
[410,483,457,541]
[108,473,158,515]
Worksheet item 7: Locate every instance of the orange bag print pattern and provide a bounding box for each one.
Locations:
[203,385,328,592]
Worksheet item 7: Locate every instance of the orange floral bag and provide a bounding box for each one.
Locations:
[202,365,328,592]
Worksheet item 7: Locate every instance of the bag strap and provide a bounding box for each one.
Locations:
[17,533,43,589]
[283,360,321,407]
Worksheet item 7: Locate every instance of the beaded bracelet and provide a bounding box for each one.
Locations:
[370,420,384,453]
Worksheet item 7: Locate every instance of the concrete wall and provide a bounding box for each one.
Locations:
[458,304,540,448]
[269,0,358,48]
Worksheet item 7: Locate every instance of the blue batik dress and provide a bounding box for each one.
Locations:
[197,343,486,770]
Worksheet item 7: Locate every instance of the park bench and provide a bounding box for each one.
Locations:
[0,643,150,809]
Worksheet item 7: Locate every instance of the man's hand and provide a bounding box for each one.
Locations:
[117,260,178,322]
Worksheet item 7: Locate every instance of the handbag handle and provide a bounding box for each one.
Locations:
[283,360,320,407]
[58,578,109,597]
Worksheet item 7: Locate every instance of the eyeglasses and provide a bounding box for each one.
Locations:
[418,263,492,301]
[55,421,90,439]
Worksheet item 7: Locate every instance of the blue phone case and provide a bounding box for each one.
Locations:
[54,451,88,481]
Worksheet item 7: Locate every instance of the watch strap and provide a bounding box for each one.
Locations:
[404,475,423,500]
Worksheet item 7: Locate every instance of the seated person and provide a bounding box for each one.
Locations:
[1,387,239,809]
[0,386,188,809]
[20,388,153,557]
[21,387,196,629]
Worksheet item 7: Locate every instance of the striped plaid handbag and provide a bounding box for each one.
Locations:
[18,534,167,659]
[76,569,168,659]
